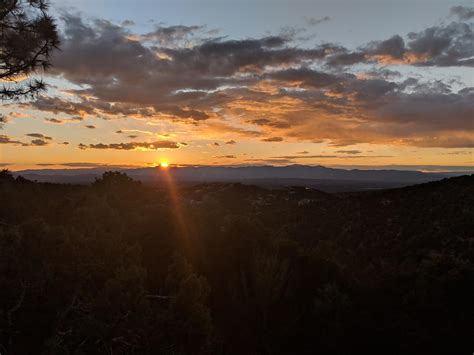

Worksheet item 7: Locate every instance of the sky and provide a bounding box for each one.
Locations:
[1,0,473,171]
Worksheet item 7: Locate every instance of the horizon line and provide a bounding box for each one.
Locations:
[4,163,474,173]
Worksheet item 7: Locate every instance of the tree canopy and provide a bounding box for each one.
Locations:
[0,173,473,354]
[0,0,59,100]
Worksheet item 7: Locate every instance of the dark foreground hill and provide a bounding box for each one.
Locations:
[0,171,473,354]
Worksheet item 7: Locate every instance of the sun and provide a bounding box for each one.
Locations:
[160,162,169,168]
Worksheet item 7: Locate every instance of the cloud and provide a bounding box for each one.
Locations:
[0,135,23,145]
[262,137,284,142]
[122,20,135,26]
[305,16,331,26]
[225,140,237,145]
[368,35,406,60]
[45,118,64,124]
[450,6,474,20]
[78,140,182,150]
[8,112,30,119]
[271,154,393,159]
[38,14,332,121]
[30,139,49,146]
[335,150,362,154]
[17,11,472,149]
[245,158,294,164]
[445,150,472,155]
[26,133,52,140]
[0,114,7,127]
[267,70,474,147]
[406,22,474,67]
[214,155,236,159]
[267,67,341,88]
[326,21,473,67]
[36,162,139,168]
[0,135,51,147]
[85,125,96,129]
[28,96,96,117]
[272,154,338,159]
[134,24,205,45]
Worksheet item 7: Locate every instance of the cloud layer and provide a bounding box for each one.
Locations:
[78,140,182,151]
[23,7,474,149]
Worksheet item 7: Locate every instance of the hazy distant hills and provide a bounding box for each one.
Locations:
[13,164,472,191]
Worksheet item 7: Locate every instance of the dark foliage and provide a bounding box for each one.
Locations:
[0,0,59,100]
[0,172,473,354]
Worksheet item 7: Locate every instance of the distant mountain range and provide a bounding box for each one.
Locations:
[12,165,473,191]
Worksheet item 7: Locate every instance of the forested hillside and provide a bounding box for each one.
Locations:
[1,170,473,354]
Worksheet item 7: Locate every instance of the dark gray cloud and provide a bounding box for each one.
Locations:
[335,150,363,154]
[0,135,22,145]
[26,133,52,140]
[0,135,51,147]
[137,24,205,45]
[267,67,341,88]
[121,20,135,27]
[407,22,474,66]
[0,114,7,127]
[45,118,64,124]
[30,139,49,146]
[36,162,139,168]
[244,158,294,164]
[305,16,331,26]
[326,21,473,67]
[272,154,393,159]
[29,96,96,117]
[85,125,96,129]
[445,150,472,155]
[450,6,474,20]
[248,118,291,129]
[368,35,405,59]
[78,140,182,150]
[214,155,236,159]
[262,137,284,142]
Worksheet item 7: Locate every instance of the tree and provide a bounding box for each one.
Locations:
[93,171,141,190]
[0,169,14,182]
[165,254,216,353]
[0,0,59,100]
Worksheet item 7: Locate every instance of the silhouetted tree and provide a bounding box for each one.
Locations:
[165,254,215,353]
[0,0,59,100]
[93,171,141,190]
[0,169,14,182]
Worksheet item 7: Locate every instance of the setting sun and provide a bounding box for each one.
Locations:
[160,162,169,168]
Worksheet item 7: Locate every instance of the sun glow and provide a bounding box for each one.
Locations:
[160,162,169,168]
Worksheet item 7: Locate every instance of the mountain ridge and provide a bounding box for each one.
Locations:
[11,164,472,191]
